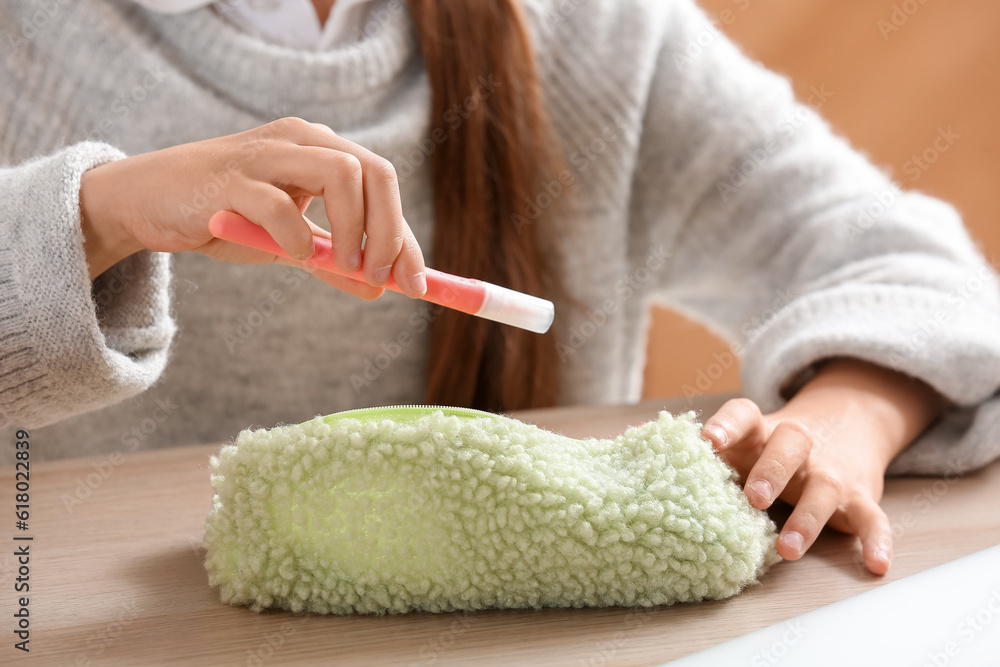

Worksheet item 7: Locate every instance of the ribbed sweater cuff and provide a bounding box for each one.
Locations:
[0,248,52,427]
[0,142,175,429]
[741,282,1000,412]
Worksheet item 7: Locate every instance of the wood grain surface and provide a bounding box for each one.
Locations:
[2,393,998,666]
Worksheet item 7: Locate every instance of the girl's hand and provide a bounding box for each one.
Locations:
[78,117,427,300]
[700,358,949,575]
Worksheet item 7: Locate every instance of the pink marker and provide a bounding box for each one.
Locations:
[208,211,555,334]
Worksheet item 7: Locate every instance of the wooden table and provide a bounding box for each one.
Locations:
[3,394,999,666]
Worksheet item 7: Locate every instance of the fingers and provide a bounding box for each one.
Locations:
[202,205,380,299]
[322,153,365,274]
[272,118,428,297]
[777,468,844,561]
[293,194,314,214]
[355,155,426,294]
[391,228,427,296]
[304,268,386,300]
[196,237,284,265]
[743,421,813,509]
[272,257,384,300]
[244,143,363,270]
[702,398,767,451]
[304,217,332,240]
[243,118,427,296]
[232,182,315,261]
[280,216,383,299]
[699,392,898,574]
[849,497,893,575]
[778,482,892,575]
[353,156,402,286]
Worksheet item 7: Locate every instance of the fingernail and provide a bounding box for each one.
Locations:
[781,531,804,555]
[748,479,773,505]
[873,538,892,563]
[347,250,362,272]
[410,272,427,294]
[705,424,727,447]
[295,244,315,261]
[373,266,392,285]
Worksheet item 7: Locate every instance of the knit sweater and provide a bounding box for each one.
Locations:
[1,0,999,474]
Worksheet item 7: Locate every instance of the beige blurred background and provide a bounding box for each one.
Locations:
[642,0,1000,399]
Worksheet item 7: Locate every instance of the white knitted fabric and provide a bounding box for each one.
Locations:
[0,0,998,474]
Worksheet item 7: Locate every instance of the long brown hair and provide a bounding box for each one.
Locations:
[407,0,564,412]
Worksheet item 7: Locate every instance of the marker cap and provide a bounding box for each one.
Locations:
[475,282,555,334]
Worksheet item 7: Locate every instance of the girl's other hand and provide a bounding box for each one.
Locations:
[699,358,949,575]
[78,117,427,300]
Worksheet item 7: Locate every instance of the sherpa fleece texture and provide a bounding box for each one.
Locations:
[204,408,778,614]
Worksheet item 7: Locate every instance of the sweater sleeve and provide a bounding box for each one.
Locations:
[628,0,1000,475]
[0,142,175,429]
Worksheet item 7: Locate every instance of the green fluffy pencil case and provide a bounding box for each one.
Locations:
[204,406,779,614]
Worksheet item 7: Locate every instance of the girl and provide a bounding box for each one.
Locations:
[2,0,998,576]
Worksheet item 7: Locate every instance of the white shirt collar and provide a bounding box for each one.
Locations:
[131,0,385,50]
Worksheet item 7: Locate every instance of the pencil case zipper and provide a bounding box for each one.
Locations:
[321,404,504,426]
